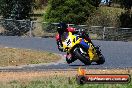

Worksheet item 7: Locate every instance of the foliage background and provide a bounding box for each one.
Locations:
[87,7,124,27]
[0,0,33,20]
[44,0,99,24]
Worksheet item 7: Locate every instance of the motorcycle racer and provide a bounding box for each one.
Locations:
[56,22,92,51]
[55,22,92,64]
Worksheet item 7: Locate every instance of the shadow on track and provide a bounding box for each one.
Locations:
[69,63,99,67]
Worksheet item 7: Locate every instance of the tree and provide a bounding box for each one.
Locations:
[91,0,101,9]
[0,0,33,36]
[116,0,132,10]
[0,0,33,20]
[118,0,132,27]
[44,0,96,24]
[112,0,120,3]
[33,0,48,9]
[119,12,132,27]
[106,0,109,4]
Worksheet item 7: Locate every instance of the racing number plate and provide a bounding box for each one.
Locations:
[64,38,72,47]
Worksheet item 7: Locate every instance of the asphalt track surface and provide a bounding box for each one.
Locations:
[0,36,132,71]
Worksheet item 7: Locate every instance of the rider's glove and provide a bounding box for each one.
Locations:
[58,46,64,52]
[59,47,66,52]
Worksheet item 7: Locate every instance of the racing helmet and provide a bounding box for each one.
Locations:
[57,22,68,34]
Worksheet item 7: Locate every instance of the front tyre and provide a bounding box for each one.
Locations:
[73,48,91,65]
[96,54,105,64]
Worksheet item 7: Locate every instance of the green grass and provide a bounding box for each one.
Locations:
[0,75,131,88]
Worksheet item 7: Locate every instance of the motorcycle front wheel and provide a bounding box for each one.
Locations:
[73,48,91,65]
[96,53,105,65]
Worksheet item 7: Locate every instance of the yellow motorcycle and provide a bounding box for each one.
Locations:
[61,32,105,65]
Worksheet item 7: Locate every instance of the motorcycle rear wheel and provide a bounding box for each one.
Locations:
[73,48,91,65]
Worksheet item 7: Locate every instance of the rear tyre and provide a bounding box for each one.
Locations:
[73,48,91,65]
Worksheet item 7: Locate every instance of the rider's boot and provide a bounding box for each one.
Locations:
[66,53,77,64]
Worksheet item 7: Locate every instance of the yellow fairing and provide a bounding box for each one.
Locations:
[88,43,98,61]
[62,32,81,52]
[62,32,99,61]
